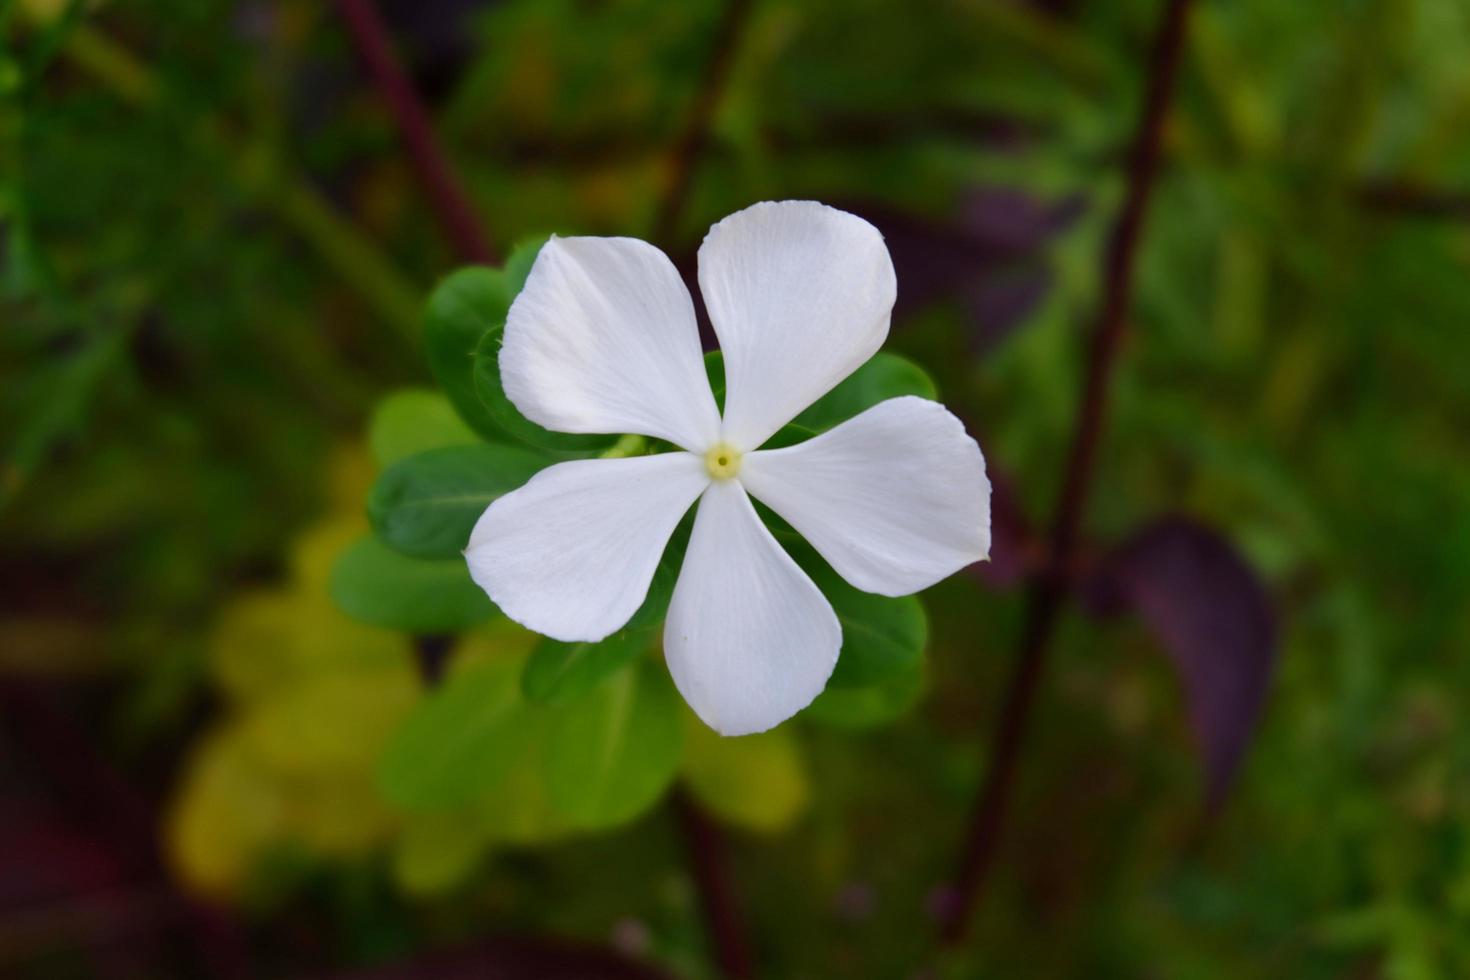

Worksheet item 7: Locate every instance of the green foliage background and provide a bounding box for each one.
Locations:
[2,0,1468,977]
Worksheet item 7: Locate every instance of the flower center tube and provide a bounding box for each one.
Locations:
[703,442,743,480]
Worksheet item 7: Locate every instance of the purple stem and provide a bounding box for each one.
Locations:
[329,4,756,976]
[938,0,1195,946]
[335,0,497,265]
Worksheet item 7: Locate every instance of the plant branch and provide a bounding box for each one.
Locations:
[644,4,760,974]
[651,0,754,243]
[335,0,497,265]
[329,6,758,975]
[938,0,1194,945]
[413,634,453,685]
[674,789,755,980]
[1357,181,1470,221]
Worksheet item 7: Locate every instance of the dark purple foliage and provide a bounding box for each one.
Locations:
[1084,517,1278,806]
[846,189,1083,348]
[961,270,1054,353]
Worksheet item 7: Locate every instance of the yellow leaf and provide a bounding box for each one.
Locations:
[285,771,398,857]
[325,443,378,513]
[290,517,366,594]
[241,670,419,773]
[167,728,287,899]
[209,589,413,703]
[208,591,306,703]
[681,715,808,833]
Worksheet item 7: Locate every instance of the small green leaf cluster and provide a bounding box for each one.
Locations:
[328,238,944,840]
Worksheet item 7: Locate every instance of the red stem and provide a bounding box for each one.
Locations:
[1357,181,1470,221]
[938,0,1195,945]
[651,0,754,243]
[674,790,755,980]
[652,4,758,975]
[334,0,497,265]
[329,4,756,975]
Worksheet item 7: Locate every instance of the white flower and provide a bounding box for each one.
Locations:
[466,201,990,736]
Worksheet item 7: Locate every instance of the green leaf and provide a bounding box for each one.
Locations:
[789,543,928,688]
[368,443,550,559]
[378,656,533,810]
[330,536,498,633]
[702,351,811,450]
[828,583,927,688]
[473,716,579,845]
[704,349,932,445]
[805,657,927,730]
[705,350,726,412]
[682,720,808,833]
[368,389,478,468]
[471,324,614,453]
[625,507,694,630]
[543,660,683,828]
[514,509,688,706]
[503,234,549,295]
[424,267,512,439]
[792,352,938,433]
[521,629,650,704]
[763,422,818,450]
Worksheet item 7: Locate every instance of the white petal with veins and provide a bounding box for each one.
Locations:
[698,201,896,450]
[466,453,709,643]
[501,235,721,451]
[740,396,990,597]
[663,479,840,736]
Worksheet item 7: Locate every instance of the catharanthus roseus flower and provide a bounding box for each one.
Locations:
[466,201,990,735]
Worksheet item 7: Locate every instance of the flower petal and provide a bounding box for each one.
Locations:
[664,479,840,736]
[502,236,722,450]
[698,201,896,449]
[466,453,709,643]
[740,396,990,597]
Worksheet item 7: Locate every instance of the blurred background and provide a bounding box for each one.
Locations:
[3,0,1469,977]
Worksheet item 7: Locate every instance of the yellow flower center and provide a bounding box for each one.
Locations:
[703,442,743,480]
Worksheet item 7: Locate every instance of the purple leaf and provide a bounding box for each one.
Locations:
[1083,517,1278,806]
[957,187,1085,254]
[835,191,1082,338]
[960,268,1054,354]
